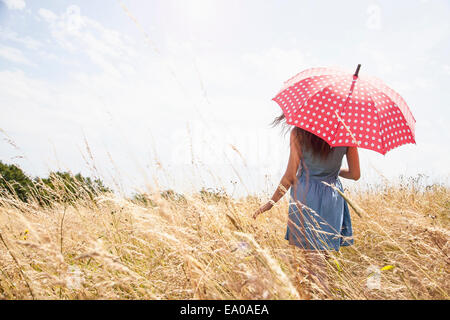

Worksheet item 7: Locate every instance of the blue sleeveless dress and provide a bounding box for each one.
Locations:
[285,146,354,251]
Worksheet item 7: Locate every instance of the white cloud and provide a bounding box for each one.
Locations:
[0,27,42,50]
[2,0,25,10]
[38,6,137,77]
[38,8,57,22]
[0,45,34,65]
[443,64,450,75]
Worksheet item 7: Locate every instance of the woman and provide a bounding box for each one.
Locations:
[253,114,360,288]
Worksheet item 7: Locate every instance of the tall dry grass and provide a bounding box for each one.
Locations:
[0,174,448,300]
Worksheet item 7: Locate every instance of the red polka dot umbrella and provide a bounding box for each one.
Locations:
[272,65,416,154]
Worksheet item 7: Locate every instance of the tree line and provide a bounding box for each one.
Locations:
[0,161,110,206]
[0,161,227,207]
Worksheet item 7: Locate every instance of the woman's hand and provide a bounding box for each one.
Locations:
[252,201,274,219]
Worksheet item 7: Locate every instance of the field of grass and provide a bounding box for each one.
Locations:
[0,177,448,300]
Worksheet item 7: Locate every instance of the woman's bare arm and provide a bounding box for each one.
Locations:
[339,146,360,180]
[253,129,301,219]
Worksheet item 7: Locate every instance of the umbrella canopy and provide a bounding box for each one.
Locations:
[272,65,416,155]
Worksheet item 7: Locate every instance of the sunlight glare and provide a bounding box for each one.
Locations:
[180,0,217,24]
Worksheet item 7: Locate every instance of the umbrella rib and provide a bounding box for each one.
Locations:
[366,87,414,155]
[365,90,387,155]
[333,76,361,146]
[373,95,386,154]
[363,76,416,132]
[299,80,344,144]
[280,67,346,92]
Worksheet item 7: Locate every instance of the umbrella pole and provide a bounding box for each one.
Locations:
[354,64,361,77]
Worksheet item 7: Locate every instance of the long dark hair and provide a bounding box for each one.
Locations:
[272,113,332,159]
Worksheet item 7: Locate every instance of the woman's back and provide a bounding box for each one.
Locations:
[299,146,348,181]
[287,145,353,251]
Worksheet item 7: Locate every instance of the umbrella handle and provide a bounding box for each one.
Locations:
[354,64,361,77]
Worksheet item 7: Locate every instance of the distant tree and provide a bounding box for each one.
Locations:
[0,161,33,202]
[132,192,157,207]
[37,171,112,204]
[132,189,186,207]
[160,189,186,203]
[0,162,112,206]
[199,187,228,203]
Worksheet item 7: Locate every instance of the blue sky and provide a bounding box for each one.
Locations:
[0,0,449,196]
